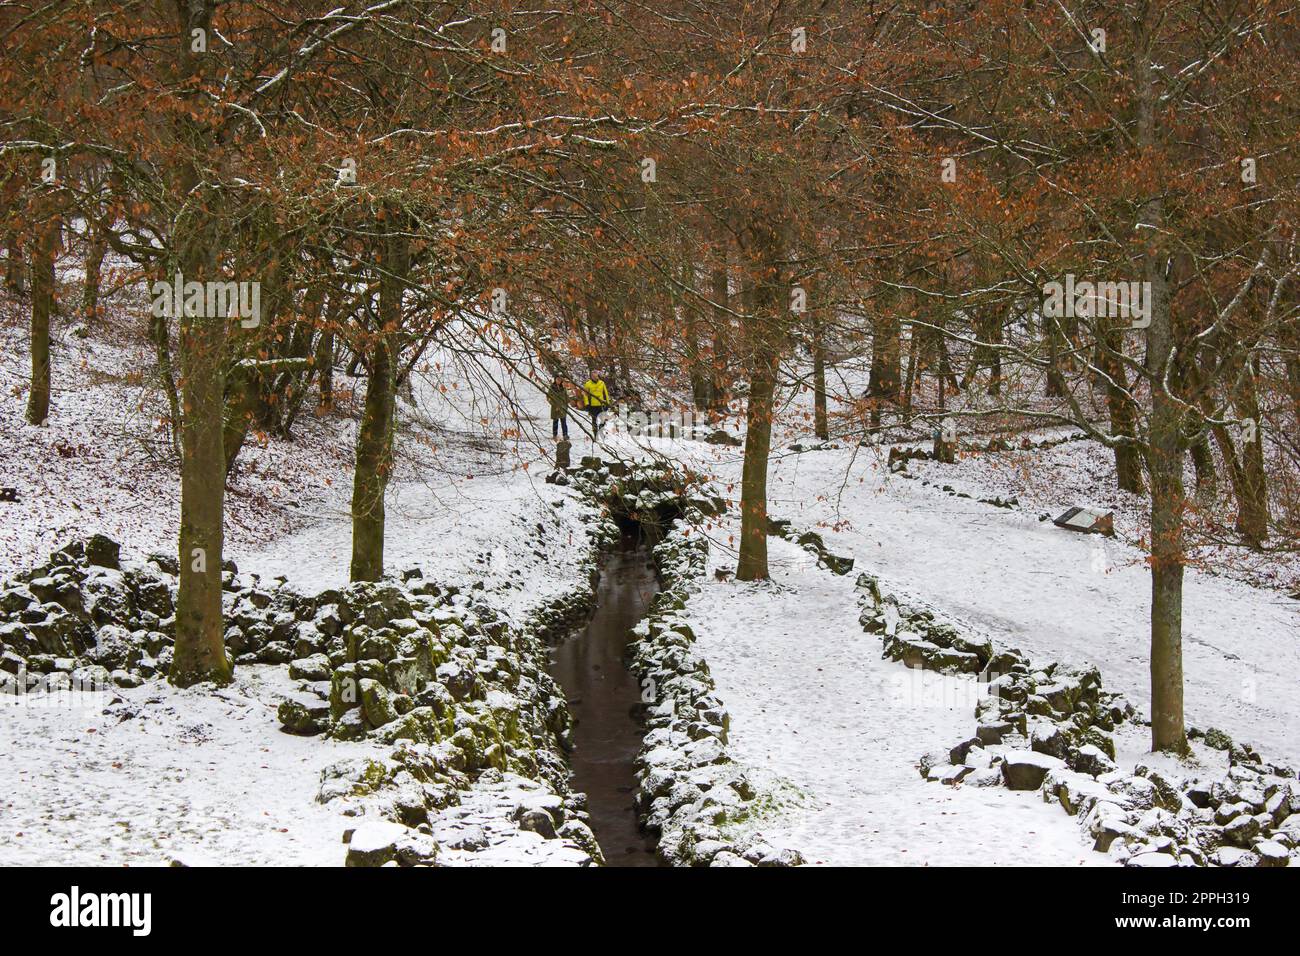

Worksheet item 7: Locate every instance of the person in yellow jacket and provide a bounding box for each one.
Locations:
[581,369,610,437]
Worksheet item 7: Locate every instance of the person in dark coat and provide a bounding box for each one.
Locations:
[547,375,570,440]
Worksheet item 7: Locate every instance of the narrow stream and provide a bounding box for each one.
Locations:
[550,535,663,866]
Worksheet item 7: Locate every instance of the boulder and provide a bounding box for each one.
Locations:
[1254,840,1289,867]
[1222,814,1260,847]
[359,678,398,728]
[1204,727,1233,751]
[1212,847,1259,867]
[965,768,1003,787]
[1072,743,1117,777]
[976,721,1014,746]
[84,534,121,569]
[288,653,332,682]
[344,821,413,867]
[1126,851,1178,867]
[1002,750,1066,790]
[87,624,140,670]
[516,809,557,839]
[277,692,329,735]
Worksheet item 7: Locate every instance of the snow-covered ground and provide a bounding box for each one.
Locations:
[240,468,593,625]
[1,667,384,866]
[609,427,1299,769]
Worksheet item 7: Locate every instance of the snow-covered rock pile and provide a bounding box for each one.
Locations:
[569,455,726,532]
[766,517,855,575]
[855,572,1300,867]
[0,534,182,692]
[281,568,615,864]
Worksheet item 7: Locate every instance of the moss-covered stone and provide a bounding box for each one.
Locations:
[360,677,398,728]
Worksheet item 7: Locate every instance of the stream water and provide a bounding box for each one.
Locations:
[549,537,663,866]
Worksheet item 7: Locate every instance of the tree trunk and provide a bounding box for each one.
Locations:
[737,280,778,582]
[681,252,709,411]
[812,314,829,440]
[4,230,25,294]
[223,366,259,475]
[901,322,920,422]
[173,298,231,686]
[83,224,106,322]
[350,223,406,582]
[25,216,58,425]
[736,225,784,582]
[868,302,900,429]
[1232,367,1268,547]
[710,246,730,415]
[1135,19,1185,754]
[317,327,335,411]
[1102,322,1144,495]
[1189,437,1216,501]
[1148,403,1188,755]
[1283,325,1300,427]
[172,237,232,686]
[1045,309,1064,397]
[350,332,396,581]
[170,0,231,689]
[151,311,183,456]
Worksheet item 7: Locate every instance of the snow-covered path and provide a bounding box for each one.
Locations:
[686,536,1102,865]
[752,448,1300,768]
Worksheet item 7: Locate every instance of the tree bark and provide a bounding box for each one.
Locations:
[812,314,829,440]
[710,254,730,415]
[1148,399,1188,755]
[4,231,25,294]
[350,223,406,582]
[83,223,106,322]
[350,332,396,581]
[1101,321,1145,495]
[223,365,259,475]
[737,282,778,582]
[170,0,231,688]
[1189,436,1216,501]
[681,252,710,411]
[1135,17,1186,754]
[151,311,183,456]
[317,327,335,411]
[868,302,901,429]
[1232,366,1268,547]
[736,224,784,582]
[25,216,58,426]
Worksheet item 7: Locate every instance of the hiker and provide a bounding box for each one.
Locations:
[582,369,610,437]
[547,374,570,440]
